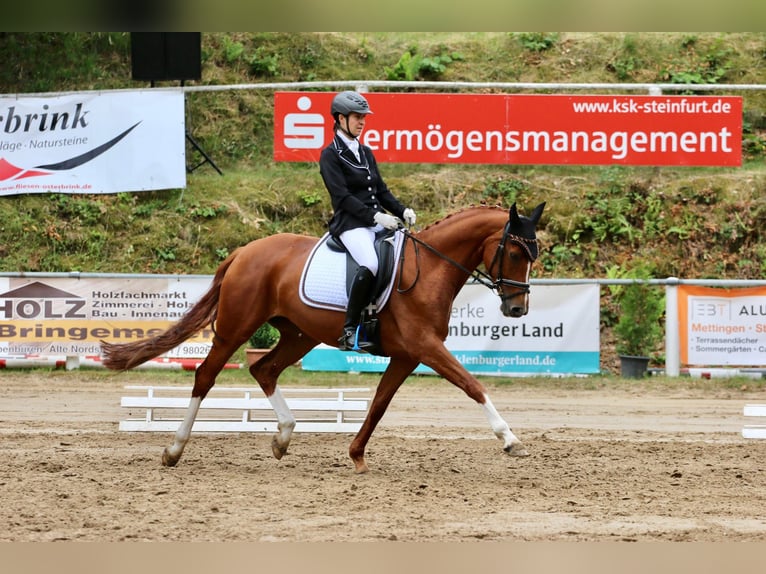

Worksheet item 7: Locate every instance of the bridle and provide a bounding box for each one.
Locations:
[396,223,538,301]
[486,222,538,301]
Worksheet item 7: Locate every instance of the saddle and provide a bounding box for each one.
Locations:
[325,230,398,300]
[299,229,404,355]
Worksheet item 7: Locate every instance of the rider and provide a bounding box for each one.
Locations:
[319,90,417,350]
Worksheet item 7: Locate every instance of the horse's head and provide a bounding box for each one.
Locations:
[485,202,545,318]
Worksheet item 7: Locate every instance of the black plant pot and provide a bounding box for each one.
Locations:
[619,355,650,378]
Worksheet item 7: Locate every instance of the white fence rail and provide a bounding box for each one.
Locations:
[119,386,370,433]
[12,80,766,99]
[743,404,766,439]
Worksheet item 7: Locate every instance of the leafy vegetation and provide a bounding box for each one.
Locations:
[611,262,665,358]
[512,32,560,53]
[384,45,463,81]
[248,323,280,349]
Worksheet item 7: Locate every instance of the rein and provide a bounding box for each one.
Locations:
[396,226,535,298]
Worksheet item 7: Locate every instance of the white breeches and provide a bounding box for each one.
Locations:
[339,225,383,276]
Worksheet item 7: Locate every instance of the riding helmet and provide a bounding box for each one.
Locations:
[331,91,374,117]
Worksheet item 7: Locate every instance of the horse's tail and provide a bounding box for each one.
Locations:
[100,250,239,371]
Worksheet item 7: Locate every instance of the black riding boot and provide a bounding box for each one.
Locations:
[338,266,375,351]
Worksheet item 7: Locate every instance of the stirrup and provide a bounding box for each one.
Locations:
[338,325,372,352]
[338,326,358,351]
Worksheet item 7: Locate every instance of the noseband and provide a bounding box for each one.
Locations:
[486,222,538,300]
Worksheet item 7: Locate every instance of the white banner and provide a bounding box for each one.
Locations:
[0,275,212,358]
[302,283,601,376]
[0,89,186,195]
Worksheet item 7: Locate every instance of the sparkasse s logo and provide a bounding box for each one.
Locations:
[282,95,326,150]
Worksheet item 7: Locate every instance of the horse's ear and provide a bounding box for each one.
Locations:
[529,202,546,224]
[509,202,520,223]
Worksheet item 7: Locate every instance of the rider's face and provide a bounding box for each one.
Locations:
[342,113,366,137]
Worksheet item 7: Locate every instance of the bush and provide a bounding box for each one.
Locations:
[249,323,279,348]
[613,264,664,357]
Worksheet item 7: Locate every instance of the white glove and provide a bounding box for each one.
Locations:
[403,208,417,226]
[373,212,400,230]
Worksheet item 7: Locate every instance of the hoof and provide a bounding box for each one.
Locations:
[353,461,370,474]
[271,436,288,460]
[161,448,179,467]
[504,442,529,457]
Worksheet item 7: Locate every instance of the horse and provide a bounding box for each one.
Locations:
[101,202,546,473]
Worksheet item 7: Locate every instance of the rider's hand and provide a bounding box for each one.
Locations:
[403,208,417,226]
[374,212,400,230]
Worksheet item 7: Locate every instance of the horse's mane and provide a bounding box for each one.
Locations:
[418,203,506,233]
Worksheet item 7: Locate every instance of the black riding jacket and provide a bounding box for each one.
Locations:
[319,133,406,237]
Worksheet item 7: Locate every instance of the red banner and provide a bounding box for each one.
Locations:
[274,92,742,166]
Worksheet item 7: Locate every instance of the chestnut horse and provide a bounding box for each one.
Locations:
[101,202,545,473]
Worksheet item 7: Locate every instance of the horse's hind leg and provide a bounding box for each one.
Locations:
[162,396,201,467]
[162,338,240,467]
[248,320,319,460]
[265,387,293,460]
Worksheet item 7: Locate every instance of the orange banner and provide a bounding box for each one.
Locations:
[678,284,766,366]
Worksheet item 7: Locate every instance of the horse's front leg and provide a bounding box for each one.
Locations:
[480,394,528,457]
[422,344,528,457]
[349,357,418,473]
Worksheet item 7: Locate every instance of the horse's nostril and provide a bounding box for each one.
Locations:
[509,306,526,317]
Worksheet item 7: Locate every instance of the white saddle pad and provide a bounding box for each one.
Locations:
[299,231,404,312]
